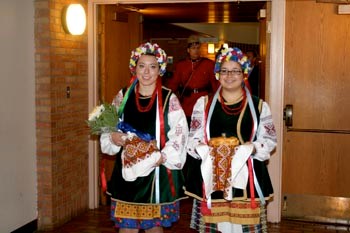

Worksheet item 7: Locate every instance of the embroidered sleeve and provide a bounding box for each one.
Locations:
[252,101,277,161]
[186,96,207,159]
[161,93,189,169]
[112,89,124,107]
[100,90,124,156]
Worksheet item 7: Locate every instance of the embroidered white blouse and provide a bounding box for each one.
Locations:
[100,89,189,181]
[186,96,277,200]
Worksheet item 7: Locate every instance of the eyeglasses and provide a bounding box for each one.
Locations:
[219,69,243,76]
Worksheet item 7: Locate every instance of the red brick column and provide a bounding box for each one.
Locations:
[34,0,89,230]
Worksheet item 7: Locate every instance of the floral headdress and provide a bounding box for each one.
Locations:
[129,42,167,76]
[214,47,251,80]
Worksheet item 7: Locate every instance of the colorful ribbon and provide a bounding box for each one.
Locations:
[245,85,265,208]
[118,77,176,202]
[118,76,138,118]
[100,158,107,193]
[156,78,176,198]
[117,121,155,142]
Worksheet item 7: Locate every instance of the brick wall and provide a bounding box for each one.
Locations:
[35,0,89,230]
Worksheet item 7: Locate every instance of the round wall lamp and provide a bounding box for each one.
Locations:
[62,4,86,35]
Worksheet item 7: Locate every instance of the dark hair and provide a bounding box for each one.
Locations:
[246,50,258,58]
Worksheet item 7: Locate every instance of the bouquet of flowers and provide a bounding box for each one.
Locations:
[87,103,119,135]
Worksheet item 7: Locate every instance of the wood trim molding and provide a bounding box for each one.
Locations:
[316,0,350,3]
[266,0,285,223]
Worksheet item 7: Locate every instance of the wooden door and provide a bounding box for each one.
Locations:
[98,5,142,204]
[99,5,141,103]
[282,1,350,222]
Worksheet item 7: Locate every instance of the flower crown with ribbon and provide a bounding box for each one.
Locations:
[214,47,251,80]
[129,42,167,76]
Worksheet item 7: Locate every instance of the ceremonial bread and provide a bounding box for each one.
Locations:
[209,136,240,147]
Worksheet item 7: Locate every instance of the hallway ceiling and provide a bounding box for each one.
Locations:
[116,1,266,23]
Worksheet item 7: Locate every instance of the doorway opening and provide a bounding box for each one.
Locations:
[87,0,285,223]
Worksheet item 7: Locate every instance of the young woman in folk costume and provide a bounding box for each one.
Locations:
[100,42,188,233]
[185,47,277,233]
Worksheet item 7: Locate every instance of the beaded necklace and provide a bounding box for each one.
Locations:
[219,88,246,115]
[135,83,157,112]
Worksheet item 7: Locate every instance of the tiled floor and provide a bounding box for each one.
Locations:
[39,199,350,233]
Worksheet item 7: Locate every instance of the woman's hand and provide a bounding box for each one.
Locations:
[154,157,164,167]
[153,151,165,167]
[109,132,127,146]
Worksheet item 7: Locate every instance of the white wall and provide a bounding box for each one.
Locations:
[0,0,37,231]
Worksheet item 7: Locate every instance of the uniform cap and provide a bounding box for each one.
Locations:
[187,35,200,44]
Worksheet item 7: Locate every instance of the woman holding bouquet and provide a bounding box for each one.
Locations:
[100,43,188,233]
[185,47,277,232]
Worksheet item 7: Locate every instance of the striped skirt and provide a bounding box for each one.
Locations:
[190,199,267,233]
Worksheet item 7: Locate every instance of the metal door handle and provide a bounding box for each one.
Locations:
[283,104,293,127]
[283,104,350,134]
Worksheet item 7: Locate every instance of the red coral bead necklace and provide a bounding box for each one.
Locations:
[135,83,157,112]
[219,88,246,115]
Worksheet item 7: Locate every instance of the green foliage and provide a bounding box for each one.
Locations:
[86,103,119,135]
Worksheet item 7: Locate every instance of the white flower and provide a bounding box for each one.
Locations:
[88,104,105,121]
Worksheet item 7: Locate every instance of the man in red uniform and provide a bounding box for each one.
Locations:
[167,35,219,125]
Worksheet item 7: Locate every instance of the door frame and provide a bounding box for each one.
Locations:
[87,0,285,223]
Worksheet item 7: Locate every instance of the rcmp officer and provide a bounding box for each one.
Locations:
[167,35,219,125]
